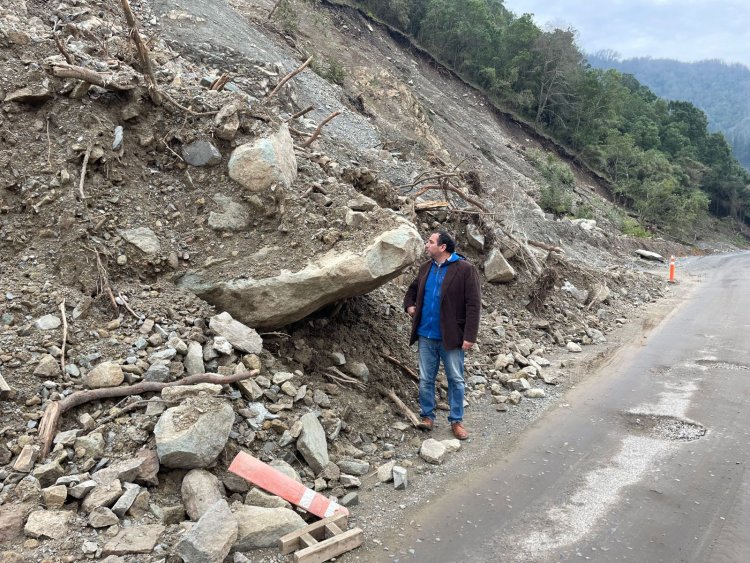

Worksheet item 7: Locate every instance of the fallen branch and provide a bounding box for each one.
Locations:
[381,354,419,384]
[266,56,313,100]
[119,0,162,104]
[92,249,118,312]
[51,63,139,91]
[38,370,258,457]
[412,183,488,212]
[397,173,459,191]
[414,201,449,211]
[117,292,142,320]
[323,367,366,391]
[210,73,230,91]
[377,385,420,428]
[301,110,341,148]
[86,398,176,431]
[78,145,91,200]
[59,300,68,374]
[53,27,74,64]
[286,105,314,121]
[161,90,218,116]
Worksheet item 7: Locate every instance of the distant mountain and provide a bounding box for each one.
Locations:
[587,53,750,169]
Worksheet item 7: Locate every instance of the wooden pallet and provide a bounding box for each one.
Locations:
[279,513,364,563]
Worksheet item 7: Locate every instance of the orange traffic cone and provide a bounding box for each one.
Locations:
[668,255,676,283]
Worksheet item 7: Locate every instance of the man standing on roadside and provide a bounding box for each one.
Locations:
[404,230,481,440]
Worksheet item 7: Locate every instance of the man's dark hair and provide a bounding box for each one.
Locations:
[437,230,456,254]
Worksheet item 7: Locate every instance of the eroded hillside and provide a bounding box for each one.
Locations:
[0,0,694,560]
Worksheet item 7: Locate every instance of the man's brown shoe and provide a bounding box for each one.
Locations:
[417,417,434,431]
[451,422,469,440]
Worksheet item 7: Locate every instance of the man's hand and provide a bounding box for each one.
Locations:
[462,340,475,351]
[406,305,416,318]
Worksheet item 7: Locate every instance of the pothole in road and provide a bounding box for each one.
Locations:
[695,359,750,371]
[622,413,707,442]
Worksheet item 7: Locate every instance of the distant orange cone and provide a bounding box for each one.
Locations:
[668,255,676,283]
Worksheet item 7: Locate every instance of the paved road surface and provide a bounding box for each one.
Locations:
[385,253,750,562]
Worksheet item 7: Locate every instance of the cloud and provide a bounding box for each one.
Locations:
[503,0,750,67]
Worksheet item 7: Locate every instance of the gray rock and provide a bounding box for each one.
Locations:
[143,362,170,382]
[183,140,222,167]
[83,361,124,389]
[69,479,97,499]
[12,445,38,472]
[89,506,120,528]
[244,487,290,509]
[102,524,165,557]
[228,124,297,192]
[376,461,396,483]
[34,354,60,378]
[42,485,68,509]
[561,280,589,303]
[525,388,547,398]
[81,479,123,513]
[340,474,361,488]
[347,194,377,211]
[344,361,369,382]
[184,341,206,375]
[174,500,237,563]
[209,194,250,231]
[75,433,105,459]
[337,459,370,476]
[182,469,225,521]
[466,224,485,251]
[31,460,64,487]
[296,412,329,473]
[232,504,305,550]
[178,222,422,330]
[35,314,61,330]
[441,439,461,453]
[154,398,235,468]
[150,348,177,362]
[6,84,52,104]
[119,227,161,255]
[484,249,516,283]
[208,312,263,354]
[340,492,359,506]
[112,483,142,517]
[635,249,665,262]
[393,466,408,490]
[419,439,447,465]
[24,510,74,539]
[566,341,583,353]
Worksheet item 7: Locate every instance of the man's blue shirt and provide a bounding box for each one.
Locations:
[417,253,461,340]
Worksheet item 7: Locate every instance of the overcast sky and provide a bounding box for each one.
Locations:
[502,0,750,68]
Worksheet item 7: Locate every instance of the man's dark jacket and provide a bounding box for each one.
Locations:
[404,258,481,349]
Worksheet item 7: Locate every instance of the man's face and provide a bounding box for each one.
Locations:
[425,233,446,259]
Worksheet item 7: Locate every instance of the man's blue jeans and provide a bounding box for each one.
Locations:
[418,336,465,423]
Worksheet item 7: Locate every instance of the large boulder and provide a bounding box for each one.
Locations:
[228,124,297,192]
[231,504,305,550]
[154,398,235,469]
[296,412,329,474]
[177,222,422,329]
[174,500,237,563]
[484,249,516,283]
[182,469,225,521]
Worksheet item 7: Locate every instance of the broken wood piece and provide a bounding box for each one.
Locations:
[377,385,421,428]
[78,145,91,200]
[51,63,139,91]
[323,366,366,391]
[0,373,11,400]
[228,452,348,519]
[415,200,449,211]
[59,300,68,374]
[279,514,349,554]
[210,73,230,91]
[528,239,564,254]
[293,528,363,563]
[38,370,257,457]
[301,111,341,148]
[267,55,313,100]
[119,0,162,104]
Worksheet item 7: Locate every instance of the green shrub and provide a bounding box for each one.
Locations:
[312,58,346,86]
[620,217,650,238]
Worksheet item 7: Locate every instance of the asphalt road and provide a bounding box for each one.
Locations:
[385,252,750,562]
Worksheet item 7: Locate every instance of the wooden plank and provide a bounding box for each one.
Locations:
[0,373,10,399]
[324,522,343,538]
[229,452,347,520]
[299,533,317,548]
[279,513,349,554]
[294,528,364,563]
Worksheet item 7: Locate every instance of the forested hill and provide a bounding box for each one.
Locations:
[587,54,750,170]
[347,0,750,230]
